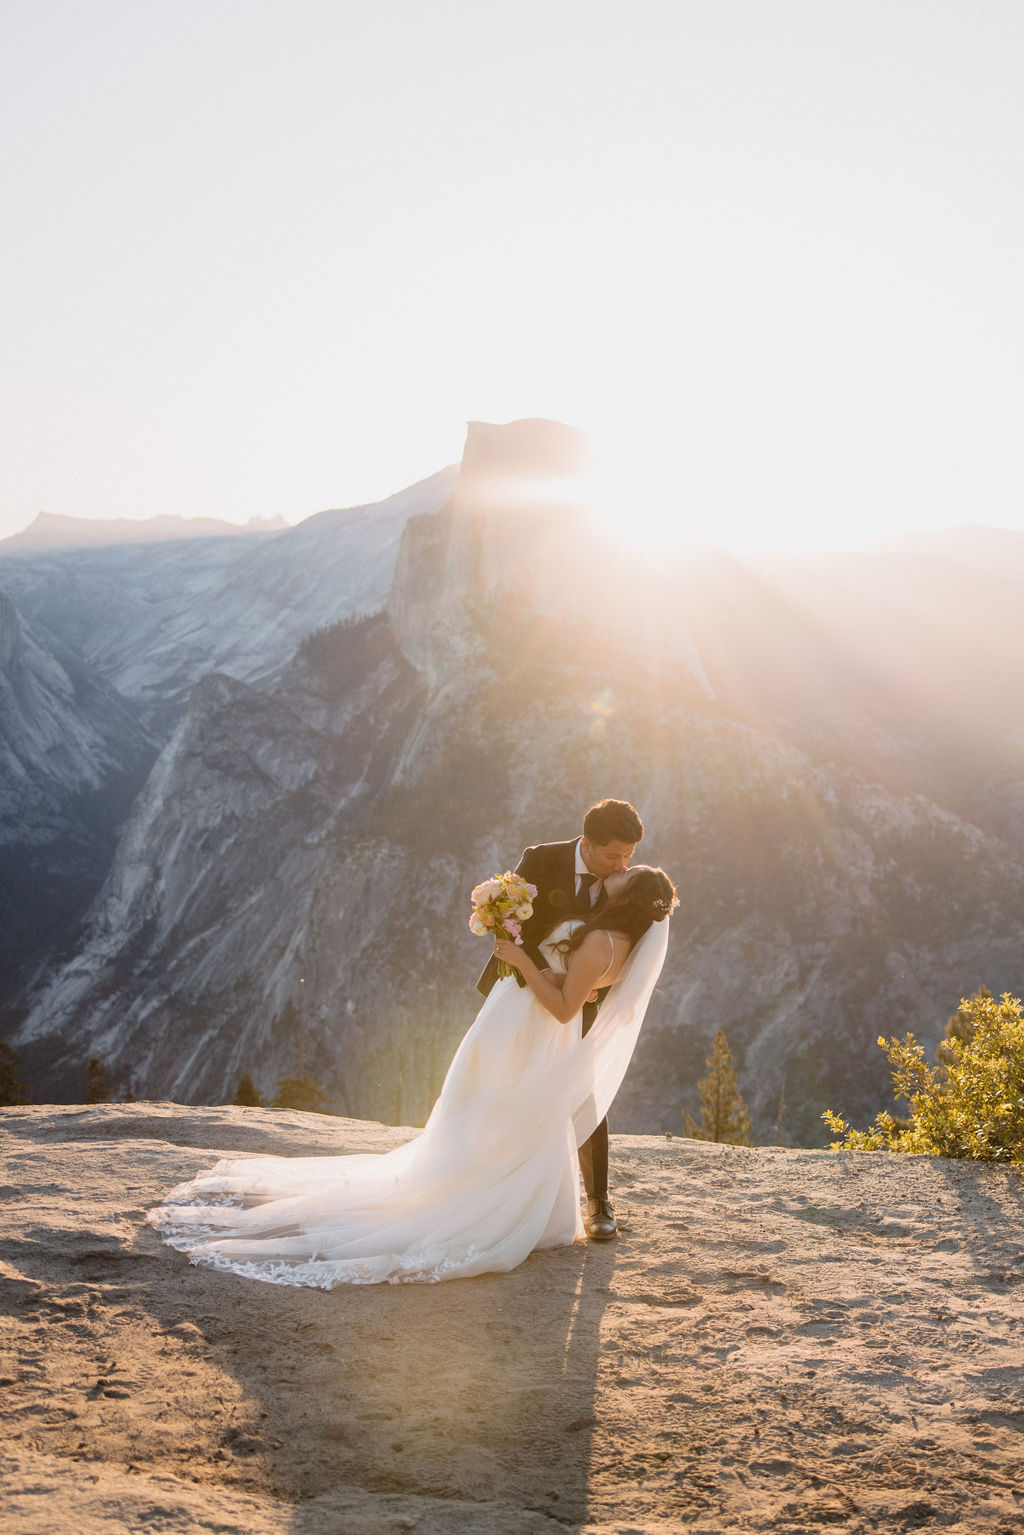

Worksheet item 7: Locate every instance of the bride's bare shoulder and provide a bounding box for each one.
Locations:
[570,927,631,987]
[576,927,630,948]
[573,928,630,968]
[572,928,610,952]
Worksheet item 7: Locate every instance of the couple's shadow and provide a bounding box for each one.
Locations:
[141,1228,617,1530]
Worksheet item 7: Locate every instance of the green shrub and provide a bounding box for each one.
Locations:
[824,989,1024,1163]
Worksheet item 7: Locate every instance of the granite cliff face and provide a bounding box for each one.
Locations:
[389,420,711,692]
[0,589,134,800]
[0,586,153,1008]
[14,420,1024,1140]
[0,474,455,1028]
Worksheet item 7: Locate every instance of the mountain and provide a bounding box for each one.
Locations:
[0,469,457,732]
[0,469,457,1034]
[13,419,1024,1142]
[2,510,288,552]
[0,586,154,1012]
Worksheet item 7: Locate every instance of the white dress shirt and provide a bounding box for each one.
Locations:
[574,839,603,905]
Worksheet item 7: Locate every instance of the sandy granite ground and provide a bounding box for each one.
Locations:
[1,1104,1023,1535]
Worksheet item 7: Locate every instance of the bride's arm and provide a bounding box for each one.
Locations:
[544,973,599,1001]
[492,932,616,1025]
[540,974,597,1002]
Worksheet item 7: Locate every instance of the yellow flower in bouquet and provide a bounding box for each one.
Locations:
[469,871,538,978]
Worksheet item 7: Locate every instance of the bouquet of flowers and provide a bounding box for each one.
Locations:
[469,871,538,979]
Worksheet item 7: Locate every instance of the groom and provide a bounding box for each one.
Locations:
[477,798,645,1241]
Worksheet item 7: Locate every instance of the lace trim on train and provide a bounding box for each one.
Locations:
[182,1244,485,1288]
[147,1206,483,1288]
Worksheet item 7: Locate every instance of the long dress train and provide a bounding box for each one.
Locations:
[146,918,669,1287]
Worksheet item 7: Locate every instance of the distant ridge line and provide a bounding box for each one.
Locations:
[0,510,289,553]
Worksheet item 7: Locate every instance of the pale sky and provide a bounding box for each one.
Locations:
[2,0,1022,554]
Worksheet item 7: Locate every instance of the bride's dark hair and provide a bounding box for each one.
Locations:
[564,866,678,956]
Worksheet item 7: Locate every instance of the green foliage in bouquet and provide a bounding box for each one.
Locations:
[823,988,1024,1163]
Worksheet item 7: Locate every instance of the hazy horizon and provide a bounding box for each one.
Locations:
[6,435,1024,565]
[4,1,1023,556]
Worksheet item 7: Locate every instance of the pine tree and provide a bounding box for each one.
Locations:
[233,1071,265,1107]
[86,1055,113,1103]
[683,1030,753,1145]
[273,1075,328,1113]
[0,1040,28,1105]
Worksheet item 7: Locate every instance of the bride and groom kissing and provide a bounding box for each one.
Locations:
[478,798,656,1242]
[148,798,677,1288]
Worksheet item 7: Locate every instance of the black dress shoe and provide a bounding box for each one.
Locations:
[584,1196,617,1241]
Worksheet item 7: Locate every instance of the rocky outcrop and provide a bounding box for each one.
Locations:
[389,420,588,684]
[3,1103,1023,1535]
[442,417,589,609]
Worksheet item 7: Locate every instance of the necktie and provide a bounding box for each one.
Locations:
[578,872,598,907]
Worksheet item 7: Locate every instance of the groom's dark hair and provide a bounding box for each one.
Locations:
[582,799,644,846]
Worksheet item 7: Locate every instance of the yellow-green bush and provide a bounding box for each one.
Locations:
[824,990,1024,1163]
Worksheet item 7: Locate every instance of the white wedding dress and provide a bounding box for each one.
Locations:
[146,918,669,1288]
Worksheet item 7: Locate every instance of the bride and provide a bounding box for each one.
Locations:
[147,864,677,1287]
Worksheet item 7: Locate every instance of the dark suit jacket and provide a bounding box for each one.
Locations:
[476,838,587,998]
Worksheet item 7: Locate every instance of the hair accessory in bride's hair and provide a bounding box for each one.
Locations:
[651,894,679,920]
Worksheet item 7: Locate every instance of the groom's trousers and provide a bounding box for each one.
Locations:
[578,999,609,1199]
